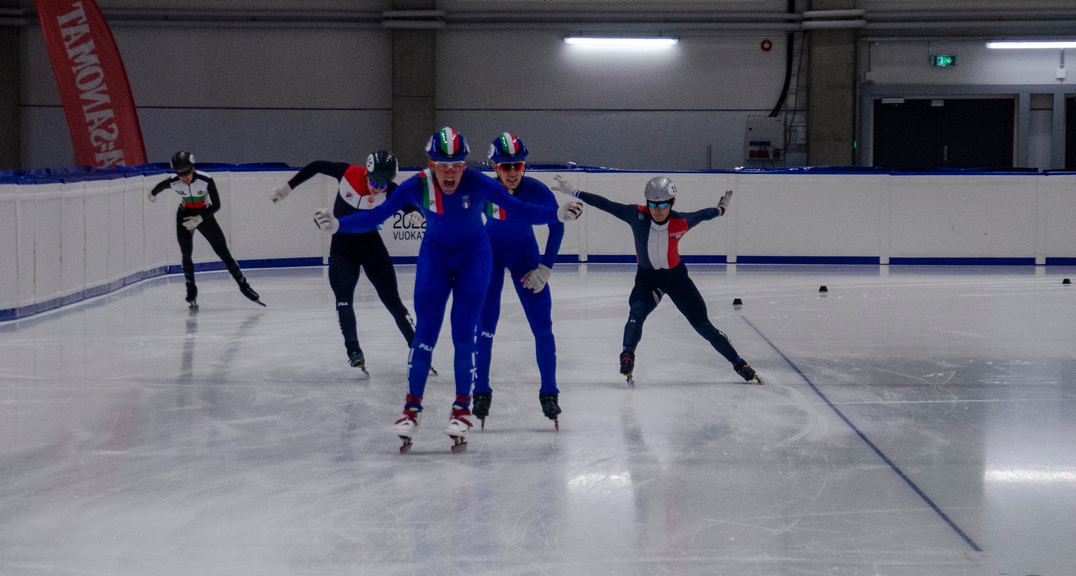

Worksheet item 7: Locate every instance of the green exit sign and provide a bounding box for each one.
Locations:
[931,54,957,66]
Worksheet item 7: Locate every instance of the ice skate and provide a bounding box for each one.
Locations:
[620,348,635,386]
[238,280,265,307]
[733,358,763,385]
[394,407,421,453]
[348,348,369,375]
[539,393,561,430]
[445,407,473,453]
[185,283,198,309]
[472,392,492,430]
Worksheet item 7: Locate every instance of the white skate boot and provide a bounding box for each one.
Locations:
[444,407,473,453]
[395,407,421,453]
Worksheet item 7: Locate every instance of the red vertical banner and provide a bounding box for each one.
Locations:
[35,0,147,167]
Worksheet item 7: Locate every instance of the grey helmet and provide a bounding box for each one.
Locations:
[644,176,676,203]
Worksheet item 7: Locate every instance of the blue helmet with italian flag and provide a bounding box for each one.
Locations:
[488,133,528,163]
[426,127,469,162]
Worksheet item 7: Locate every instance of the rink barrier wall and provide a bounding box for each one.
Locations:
[3,165,1076,322]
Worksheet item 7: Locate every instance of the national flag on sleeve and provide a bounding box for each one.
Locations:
[419,169,443,214]
[485,201,507,220]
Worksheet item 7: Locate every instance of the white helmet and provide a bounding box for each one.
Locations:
[644,176,676,202]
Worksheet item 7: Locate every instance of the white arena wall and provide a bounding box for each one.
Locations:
[3,168,1076,321]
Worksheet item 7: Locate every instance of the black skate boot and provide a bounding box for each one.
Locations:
[348,347,368,375]
[733,358,762,384]
[238,280,264,306]
[472,392,492,429]
[185,283,198,308]
[619,348,635,386]
[539,393,561,430]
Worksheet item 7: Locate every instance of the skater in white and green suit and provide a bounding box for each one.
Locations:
[149,151,262,307]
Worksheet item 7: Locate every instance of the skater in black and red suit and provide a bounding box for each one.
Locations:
[550,174,761,384]
[269,151,421,372]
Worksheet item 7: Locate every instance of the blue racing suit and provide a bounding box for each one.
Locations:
[476,175,564,395]
[336,167,561,410]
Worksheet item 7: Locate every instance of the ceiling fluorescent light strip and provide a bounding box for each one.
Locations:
[987,41,1076,49]
[564,37,678,49]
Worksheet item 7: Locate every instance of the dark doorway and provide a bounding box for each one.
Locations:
[873,98,1015,170]
[1067,97,1075,170]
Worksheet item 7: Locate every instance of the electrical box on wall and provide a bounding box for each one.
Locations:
[743,116,785,166]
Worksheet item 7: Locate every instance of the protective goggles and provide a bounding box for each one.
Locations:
[434,161,465,171]
[494,162,525,172]
[175,167,193,177]
[647,200,671,209]
[368,180,389,189]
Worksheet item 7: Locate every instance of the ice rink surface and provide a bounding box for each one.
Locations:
[1,263,1074,576]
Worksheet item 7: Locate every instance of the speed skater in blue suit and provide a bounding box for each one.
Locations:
[314,127,583,452]
[473,133,564,429]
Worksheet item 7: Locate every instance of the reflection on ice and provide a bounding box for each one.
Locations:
[1,264,1074,575]
[984,469,1076,483]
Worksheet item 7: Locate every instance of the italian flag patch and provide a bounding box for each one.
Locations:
[485,201,507,220]
[419,169,443,214]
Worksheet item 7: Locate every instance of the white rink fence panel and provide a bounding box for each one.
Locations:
[2,166,1076,321]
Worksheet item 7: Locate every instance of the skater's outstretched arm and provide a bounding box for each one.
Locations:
[387,185,422,219]
[271,161,348,203]
[336,179,417,233]
[148,176,173,200]
[550,175,637,224]
[288,161,349,189]
[678,190,733,228]
[487,175,561,225]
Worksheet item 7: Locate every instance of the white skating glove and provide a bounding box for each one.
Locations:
[717,190,732,215]
[551,175,580,196]
[147,190,157,203]
[182,215,202,230]
[557,199,583,222]
[314,209,339,234]
[270,183,291,203]
[521,264,553,293]
[404,210,425,227]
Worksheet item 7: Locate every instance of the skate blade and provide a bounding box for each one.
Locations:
[625,373,635,387]
[429,366,438,376]
[751,375,765,385]
[255,300,267,307]
[398,437,413,454]
[554,418,559,431]
[449,436,467,453]
[480,418,485,430]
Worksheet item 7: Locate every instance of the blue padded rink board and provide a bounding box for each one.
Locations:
[1,263,1074,576]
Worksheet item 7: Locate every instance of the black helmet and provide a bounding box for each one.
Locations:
[170,150,195,172]
[366,150,398,187]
